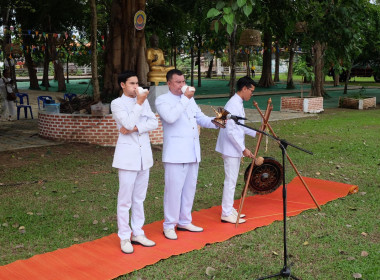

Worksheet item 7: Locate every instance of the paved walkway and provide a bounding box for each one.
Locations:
[0,89,316,152]
[0,119,61,152]
[0,89,67,152]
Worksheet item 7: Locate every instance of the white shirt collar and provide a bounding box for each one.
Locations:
[233,93,243,104]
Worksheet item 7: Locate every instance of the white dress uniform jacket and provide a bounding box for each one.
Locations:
[155,91,217,163]
[111,94,158,170]
[215,93,256,157]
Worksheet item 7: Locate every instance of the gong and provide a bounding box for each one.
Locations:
[244,157,283,194]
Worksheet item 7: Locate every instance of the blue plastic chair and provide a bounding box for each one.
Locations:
[16,93,34,120]
[37,95,54,110]
[63,93,77,101]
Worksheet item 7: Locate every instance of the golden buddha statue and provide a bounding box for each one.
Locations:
[146,34,174,85]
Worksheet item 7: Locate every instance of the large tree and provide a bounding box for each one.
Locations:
[178,0,220,87]
[13,0,86,92]
[207,0,255,95]
[90,0,100,101]
[145,0,188,76]
[296,0,367,97]
[103,0,148,97]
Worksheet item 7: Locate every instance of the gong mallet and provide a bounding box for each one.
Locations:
[235,99,273,228]
[253,101,321,211]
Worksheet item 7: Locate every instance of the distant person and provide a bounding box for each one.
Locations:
[155,69,219,240]
[111,70,158,254]
[0,69,16,121]
[215,76,257,224]
[250,66,256,78]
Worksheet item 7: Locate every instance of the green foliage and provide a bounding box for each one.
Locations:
[175,56,192,72]
[345,87,372,99]
[355,2,380,67]
[294,56,314,81]
[306,0,366,68]
[207,8,221,18]
[207,0,254,35]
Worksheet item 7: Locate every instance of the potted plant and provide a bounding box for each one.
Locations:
[339,87,376,110]
[281,59,323,113]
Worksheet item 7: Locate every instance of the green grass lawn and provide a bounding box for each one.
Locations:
[16,74,380,97]
[1,107,379,279]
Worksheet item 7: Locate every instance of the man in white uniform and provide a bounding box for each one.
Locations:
[215,76,257,224]
[155,69,218,240]
[111,71,158,254]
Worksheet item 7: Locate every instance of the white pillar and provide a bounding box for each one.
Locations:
[216,58,222,75]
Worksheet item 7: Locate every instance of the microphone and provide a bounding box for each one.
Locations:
[226,114,247,121]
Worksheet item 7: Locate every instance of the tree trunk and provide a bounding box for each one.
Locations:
[41,45,50,89]
[333,72,339,86]
[274,42,280,82]
[304,54,312,83]
[53,60,66,92]
[190,46,194,86]
[228,24,237,97]
[170,39,173,67]
[259,31,274,87]
[103,0,148,98]
[66,56,70,83]
[24,46,40,90]
[49,38,66,92]
[90,0,100,102]
[197,37,201,87]
[174,46,177,69]
[286,41,296,89]
[343,66,352,95]
[206,57,214,78]
[246,53,250,77]
[311,41,325,97]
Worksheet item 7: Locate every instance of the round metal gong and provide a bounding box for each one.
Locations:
[244,157,283,194]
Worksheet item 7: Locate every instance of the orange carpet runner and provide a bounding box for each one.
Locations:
[0,177,358,280]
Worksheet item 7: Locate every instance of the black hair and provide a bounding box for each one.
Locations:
[118,70,138,87]
[166,69,183,82]
[236,76,257,91]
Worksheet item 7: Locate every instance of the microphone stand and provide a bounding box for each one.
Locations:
[232,119,312,280]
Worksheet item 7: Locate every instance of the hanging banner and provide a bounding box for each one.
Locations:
[134,10,146,30]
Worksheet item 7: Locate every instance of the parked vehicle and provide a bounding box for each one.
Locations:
[329,62,380,82]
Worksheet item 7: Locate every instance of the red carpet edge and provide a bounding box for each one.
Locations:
[0,177,358,280]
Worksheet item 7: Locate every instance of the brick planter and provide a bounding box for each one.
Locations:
[38,112,163,146]
[281,96,324,113]
[339,96,376,110]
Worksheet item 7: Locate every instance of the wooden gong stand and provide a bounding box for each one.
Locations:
[235,98,321,228]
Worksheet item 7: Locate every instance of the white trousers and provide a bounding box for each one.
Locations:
[163,162,199,230]
[117,168,149,240]
[221,156,241,217]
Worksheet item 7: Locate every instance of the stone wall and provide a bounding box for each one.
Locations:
[38,112,164,146]
[361,97,376,109]
[281,96,324,113]
[339,97,376,110]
